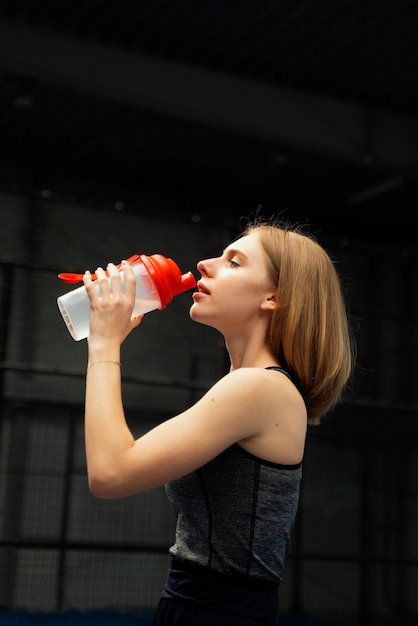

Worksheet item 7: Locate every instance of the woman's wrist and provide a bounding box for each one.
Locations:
[87,336,121,354]
[87,343,121,368]
[87,359,121,373]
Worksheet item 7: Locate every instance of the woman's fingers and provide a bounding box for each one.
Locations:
[95,265,112,297]
[120,261,137,302]
[83,262,142,341]
[83,263,136,309]
[106,263,123,296]
[83,269,98,302]
[131,314,144,329]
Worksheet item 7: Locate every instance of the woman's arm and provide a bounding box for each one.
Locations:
[85,365,291,499]
[83,261,141,496]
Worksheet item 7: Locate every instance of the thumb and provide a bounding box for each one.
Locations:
[132,314,144,329]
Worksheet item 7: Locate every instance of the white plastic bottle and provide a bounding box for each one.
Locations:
[57,253,196,341]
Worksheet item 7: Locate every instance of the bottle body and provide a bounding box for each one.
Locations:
[57,262,161,341]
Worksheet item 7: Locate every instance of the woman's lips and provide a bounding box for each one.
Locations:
[196,281,210,294]
[192,281,210,300]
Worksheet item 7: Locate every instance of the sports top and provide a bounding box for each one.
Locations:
[165,367,303,585]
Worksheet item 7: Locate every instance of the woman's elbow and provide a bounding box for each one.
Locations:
[87,466,124,499]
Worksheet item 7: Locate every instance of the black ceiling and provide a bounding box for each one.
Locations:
[0,0,417,241]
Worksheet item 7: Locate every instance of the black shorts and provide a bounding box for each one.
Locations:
[152,560,280,626]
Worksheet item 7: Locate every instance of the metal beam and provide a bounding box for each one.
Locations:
[0,19,417,174]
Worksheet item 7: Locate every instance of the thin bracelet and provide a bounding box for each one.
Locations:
[87,360,121,373]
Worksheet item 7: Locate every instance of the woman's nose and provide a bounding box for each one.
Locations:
[197,258,213,276]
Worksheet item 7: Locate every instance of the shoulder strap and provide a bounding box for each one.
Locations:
[265,366,294,383]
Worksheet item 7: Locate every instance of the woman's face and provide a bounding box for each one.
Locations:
[190,231,276,333]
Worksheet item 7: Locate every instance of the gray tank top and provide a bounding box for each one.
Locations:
[165,369,302,583]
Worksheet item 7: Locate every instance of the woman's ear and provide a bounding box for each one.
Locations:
[261,293,277,311]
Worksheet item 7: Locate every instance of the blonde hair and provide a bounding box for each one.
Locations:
[242,219,355,425]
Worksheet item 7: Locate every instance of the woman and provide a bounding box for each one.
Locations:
[83,218,354,625]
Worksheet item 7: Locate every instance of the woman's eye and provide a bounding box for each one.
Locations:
[228,259,240,267]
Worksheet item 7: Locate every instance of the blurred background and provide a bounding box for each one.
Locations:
[0,1,417,625]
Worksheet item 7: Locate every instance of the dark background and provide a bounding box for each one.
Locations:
[0,0,417,240]
[0,2,417,625]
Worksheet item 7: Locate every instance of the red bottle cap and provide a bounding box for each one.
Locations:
[135,254,196,309]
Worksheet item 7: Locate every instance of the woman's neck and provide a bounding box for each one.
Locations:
[226,337,279,372]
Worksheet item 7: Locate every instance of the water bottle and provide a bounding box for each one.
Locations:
[57,253,196,341]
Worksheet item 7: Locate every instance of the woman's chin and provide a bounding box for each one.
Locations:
[189,305,217,330]
[189,304,203,322]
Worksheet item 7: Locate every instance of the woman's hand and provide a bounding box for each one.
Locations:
[83,261,143,348]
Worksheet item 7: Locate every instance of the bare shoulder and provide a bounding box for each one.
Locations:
[184,366,305,440]
[224,367,307,465]
[218,367,305,414]
[205,367,306,436]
